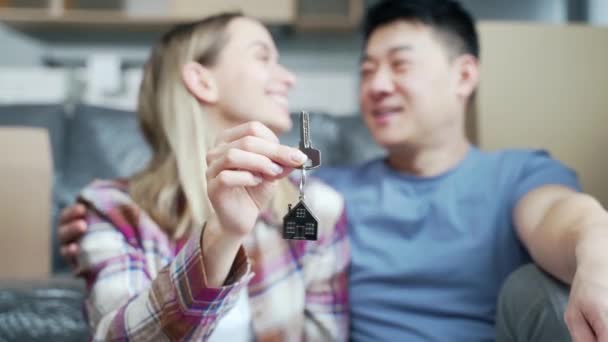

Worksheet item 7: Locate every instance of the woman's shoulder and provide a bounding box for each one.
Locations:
[303,177,345,232]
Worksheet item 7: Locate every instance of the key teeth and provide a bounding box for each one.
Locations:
[300,110,311,149]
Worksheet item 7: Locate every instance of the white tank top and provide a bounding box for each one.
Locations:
[208,288,252,341]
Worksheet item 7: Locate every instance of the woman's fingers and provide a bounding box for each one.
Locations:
[207,136,307,174]
[206,147,286,180]
[210,170,264,188]
[206,120,307,191]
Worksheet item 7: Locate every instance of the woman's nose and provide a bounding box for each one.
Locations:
[277,64,297,88]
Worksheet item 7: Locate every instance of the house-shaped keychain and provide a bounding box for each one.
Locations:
[283,200,318,240]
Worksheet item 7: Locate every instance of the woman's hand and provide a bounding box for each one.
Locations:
[206,121,308,239]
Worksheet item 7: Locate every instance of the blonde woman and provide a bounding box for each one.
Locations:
[73,13,348,341]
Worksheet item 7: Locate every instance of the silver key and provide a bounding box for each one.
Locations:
[298,111,321,169]
[282,111,320,241]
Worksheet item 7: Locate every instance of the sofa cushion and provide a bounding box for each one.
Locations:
[0,277,88,341]
[336,114,385,165]
[54,105,150,271]
[61,105,151,205]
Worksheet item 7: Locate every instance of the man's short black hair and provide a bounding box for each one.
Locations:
[363,0,479,59]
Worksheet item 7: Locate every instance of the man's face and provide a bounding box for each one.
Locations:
[359,20,470,149]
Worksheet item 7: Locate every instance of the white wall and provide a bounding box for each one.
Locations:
[460,0,567,23]
[588,0,608,26]
[0,25,45,65]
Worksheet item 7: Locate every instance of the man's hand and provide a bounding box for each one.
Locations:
[515,187,608,341]
[565,229,608,342]
[58,203,88,268]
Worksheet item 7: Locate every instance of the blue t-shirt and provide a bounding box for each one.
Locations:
[315,147,580,342]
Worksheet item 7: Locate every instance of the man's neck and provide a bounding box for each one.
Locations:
[386,137,471,178]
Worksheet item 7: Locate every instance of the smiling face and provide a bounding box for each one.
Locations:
[359,20,476,150]
[208,17,297,134]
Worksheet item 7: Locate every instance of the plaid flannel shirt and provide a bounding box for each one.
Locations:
[76,178,349,341]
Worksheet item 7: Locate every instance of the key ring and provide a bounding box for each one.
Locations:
[299,168,306,200]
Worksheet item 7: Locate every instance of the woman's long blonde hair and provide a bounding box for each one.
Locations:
[130,13,242,239]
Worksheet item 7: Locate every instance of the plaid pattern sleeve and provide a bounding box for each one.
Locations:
[77,180,252,341]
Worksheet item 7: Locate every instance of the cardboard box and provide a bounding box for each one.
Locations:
[0,127,52,279]
[475,22,608,206]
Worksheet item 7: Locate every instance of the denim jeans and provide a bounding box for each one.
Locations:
[496,264,572,342]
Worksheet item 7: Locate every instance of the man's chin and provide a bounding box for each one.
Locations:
[371,133,417,151]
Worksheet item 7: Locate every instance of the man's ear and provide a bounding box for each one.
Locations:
[454,54,479,100]
[182,61,219,104]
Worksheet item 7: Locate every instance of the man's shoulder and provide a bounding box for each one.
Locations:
[474,147,580,193]
[477,147,548,160]
[474,147,556,171]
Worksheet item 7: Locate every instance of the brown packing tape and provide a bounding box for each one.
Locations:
[0,127,52,280]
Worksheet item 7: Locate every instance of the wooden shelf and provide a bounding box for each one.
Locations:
[0,5,293,31]
[0,0,363,31]
[0,8,185,30]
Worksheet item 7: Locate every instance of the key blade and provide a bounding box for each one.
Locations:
[299,111,311,149]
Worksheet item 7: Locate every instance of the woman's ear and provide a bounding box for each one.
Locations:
[182,62,219,104]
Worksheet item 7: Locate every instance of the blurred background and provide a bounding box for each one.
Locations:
[0,1,607,340]
[0,0,606,114]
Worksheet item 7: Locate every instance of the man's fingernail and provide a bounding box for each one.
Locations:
[291,150,308,164]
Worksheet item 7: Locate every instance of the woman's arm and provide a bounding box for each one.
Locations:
[79,209,252,341]
[204,121,308,286]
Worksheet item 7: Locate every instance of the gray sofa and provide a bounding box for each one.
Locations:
[0,104,383,341]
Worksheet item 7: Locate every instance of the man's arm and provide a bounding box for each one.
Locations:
[58,203,88,269]
[514,184,608,284]
[514,184,608,341]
